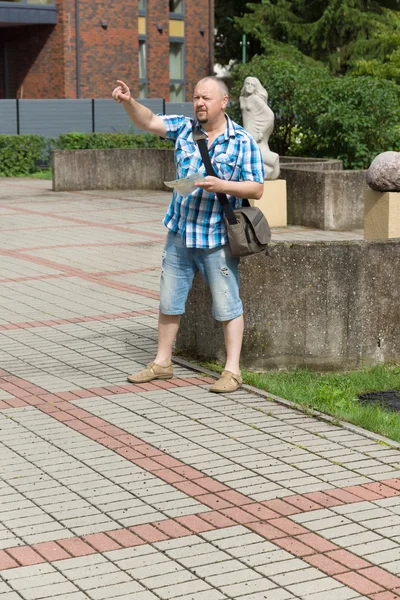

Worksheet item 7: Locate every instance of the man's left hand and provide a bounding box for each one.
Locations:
[195,176,226,194]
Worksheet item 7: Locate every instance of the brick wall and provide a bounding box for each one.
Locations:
[185,0,213,99]
[0,0,214,100]
[147,0,169,99]
[15,25,65,98]
[78,0,138,98]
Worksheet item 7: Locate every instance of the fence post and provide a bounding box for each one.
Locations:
[16,99,20,135]
[92,98,95,133]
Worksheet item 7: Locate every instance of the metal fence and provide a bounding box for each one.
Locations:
[0,99,194,137]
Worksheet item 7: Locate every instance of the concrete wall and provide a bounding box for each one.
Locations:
[280,157,343,171]
[280,166,368,230]
[52,148,175,191]
[53,149,367,231]
[176,239,400,371]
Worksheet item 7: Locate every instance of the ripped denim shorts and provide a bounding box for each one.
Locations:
[159,231,243,322]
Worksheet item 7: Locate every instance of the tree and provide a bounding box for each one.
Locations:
[214,0,262,66]
[236,0,400,79]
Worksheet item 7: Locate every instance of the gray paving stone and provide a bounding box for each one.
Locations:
[173,591,227,600]
[238,591,296,600]
[151,580,211,599]
[85,581,145,599]
[219,576,277,596]
[286,577,344,596]
[303,590,362,600]
[271,567,326,586]
[179,550,233,569]
[16,582,80,600]
[256,557,313,577]
[74,571,132,591]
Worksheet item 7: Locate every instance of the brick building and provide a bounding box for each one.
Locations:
[0,0,214,100]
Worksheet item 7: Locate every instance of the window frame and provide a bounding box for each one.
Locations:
[169,37,185,102]
[169,0,184,17]
[138,35,148,98]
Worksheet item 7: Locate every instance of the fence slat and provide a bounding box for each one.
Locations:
[0,100,18,134]
[165,102,194,119]
[18,99,92,137]
[94,99,165,134]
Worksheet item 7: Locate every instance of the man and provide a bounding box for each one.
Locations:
[112,77,264,393]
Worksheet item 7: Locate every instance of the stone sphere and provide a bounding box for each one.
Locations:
[366,151,400,192]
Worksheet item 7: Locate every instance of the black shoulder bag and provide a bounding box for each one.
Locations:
[193,126,271,257]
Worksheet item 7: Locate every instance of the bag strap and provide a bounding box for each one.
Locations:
[192,124,238,225]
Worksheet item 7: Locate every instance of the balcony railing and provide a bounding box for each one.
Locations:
[0,0,56,24]
[0,0,55,4]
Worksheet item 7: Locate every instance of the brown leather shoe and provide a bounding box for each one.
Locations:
[127,361,173,384]
[210,370,242,393]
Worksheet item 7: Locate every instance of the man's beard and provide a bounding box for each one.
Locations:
[197,111,208,123]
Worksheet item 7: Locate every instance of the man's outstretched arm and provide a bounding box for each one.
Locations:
[112,80,167,138]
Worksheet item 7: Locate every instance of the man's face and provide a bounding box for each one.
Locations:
[193,80,228,125]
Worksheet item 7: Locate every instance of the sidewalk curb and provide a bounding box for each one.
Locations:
[173,355,400,451]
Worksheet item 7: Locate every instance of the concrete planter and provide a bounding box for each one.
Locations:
[52,148,175,192]
[280,161,368,231]
[176,239,400,371]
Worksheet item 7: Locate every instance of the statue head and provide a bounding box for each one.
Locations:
[240,77,268,103]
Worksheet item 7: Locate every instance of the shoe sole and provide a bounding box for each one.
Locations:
[127,374,173,384]
[210,384,242,394]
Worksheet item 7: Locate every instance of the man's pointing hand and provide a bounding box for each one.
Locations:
[112,80,131,104]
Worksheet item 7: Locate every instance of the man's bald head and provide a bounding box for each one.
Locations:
[196,77,229,99]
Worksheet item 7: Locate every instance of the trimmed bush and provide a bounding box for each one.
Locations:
[0,135,50,176]
[294,74,400,169]
[56,132,173,150]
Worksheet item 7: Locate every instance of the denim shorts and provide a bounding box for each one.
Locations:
[160,232,243,321]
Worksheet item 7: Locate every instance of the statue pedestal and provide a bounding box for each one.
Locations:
[364,190,400,239]
[249,179,287,227]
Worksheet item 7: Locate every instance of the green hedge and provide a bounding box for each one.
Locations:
[0,135,51,176]
[0,132,173,176]
[56,132,173,150]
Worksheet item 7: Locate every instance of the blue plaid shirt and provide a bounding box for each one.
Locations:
[160,114,265,248]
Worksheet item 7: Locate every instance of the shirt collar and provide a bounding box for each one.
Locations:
[192,114,235,142]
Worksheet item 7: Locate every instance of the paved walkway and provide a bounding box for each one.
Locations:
[0,178,399,600]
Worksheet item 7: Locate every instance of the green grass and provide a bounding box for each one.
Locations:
[0,169,52,179]
[203,362,400,442]
[29,169,52,180]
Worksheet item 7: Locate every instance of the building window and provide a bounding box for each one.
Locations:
[2,41,17,99]
[138,0,146,11]
[169,0,183,14]
[169,41,184,101]
[170,83,184,102]
[139,39,147,98]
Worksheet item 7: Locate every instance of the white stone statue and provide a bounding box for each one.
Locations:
[239,76,280,180]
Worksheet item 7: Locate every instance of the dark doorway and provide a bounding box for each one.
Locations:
[1,40,17,98]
